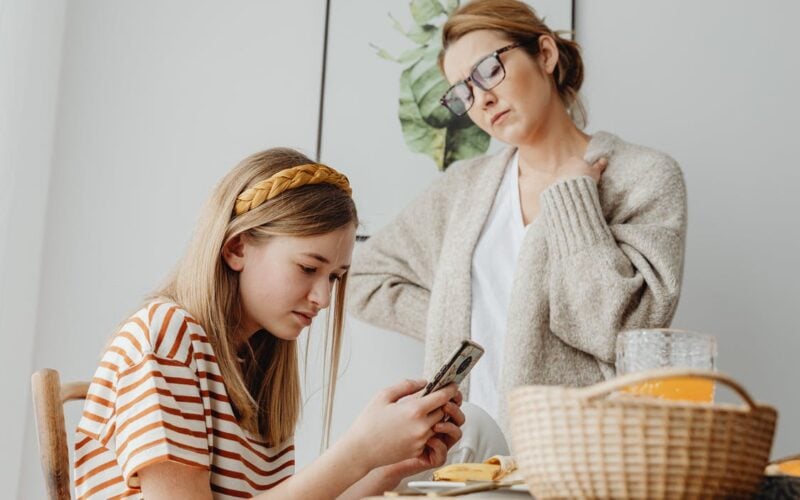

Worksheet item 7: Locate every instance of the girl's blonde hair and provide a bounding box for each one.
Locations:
[439,0,587,128]
[154,147,357,447]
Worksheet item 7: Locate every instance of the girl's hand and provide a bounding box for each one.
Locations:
[554,156,608,184]
[381,395,466,480]
[342,379,461,472]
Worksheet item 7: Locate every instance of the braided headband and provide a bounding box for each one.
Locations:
[234,163,352,216]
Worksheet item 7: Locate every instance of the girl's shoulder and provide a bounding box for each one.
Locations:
[104,301,209,370]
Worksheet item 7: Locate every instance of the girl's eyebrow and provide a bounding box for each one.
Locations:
[302,253,350,270]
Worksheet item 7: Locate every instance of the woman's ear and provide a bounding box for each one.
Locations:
[222,234,246,271]
[538,34,559,75]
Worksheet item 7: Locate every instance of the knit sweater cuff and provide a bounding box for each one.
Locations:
[540,176,613,260]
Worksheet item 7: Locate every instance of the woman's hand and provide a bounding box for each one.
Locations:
[341,379,461,473]
[554,156,608,184]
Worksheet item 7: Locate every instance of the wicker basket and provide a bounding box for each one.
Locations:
[508,368,778,499]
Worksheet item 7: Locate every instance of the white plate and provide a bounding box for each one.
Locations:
[407,480,529,493]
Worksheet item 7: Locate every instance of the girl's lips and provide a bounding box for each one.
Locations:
[292,312,312,326]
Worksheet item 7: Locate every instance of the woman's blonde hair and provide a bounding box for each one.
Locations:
[439,0,587,128]
[154,147,357,447]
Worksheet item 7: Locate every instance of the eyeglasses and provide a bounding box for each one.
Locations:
[440,42,522,116]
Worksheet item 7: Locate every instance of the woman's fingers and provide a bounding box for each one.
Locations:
[593,157,609,172]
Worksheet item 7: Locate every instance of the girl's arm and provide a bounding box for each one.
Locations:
[138,380,462,500]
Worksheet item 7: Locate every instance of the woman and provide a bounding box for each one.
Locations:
[348,0,687,428]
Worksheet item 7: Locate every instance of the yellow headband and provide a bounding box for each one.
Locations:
[234,163,352,216]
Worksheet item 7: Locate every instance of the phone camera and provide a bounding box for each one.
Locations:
[456,356,472,375]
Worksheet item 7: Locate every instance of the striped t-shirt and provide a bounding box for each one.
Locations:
[74,301,295,499]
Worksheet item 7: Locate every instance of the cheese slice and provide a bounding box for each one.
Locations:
[432,455,519,482]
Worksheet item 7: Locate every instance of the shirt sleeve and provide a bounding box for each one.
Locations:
[105,352,210,487]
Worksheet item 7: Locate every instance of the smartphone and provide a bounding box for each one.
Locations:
[421,340,485,397]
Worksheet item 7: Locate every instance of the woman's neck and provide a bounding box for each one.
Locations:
[516,106,590,176]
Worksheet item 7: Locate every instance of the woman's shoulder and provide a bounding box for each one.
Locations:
[104,301,208,369]
[592,131,685,190]
[442,146,515,181]
[414,147,515,206]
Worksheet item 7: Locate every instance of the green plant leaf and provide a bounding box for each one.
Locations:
[370,44,427,65]
[407,47,450,129]
[406,23,437,44]
[399,66,445,167]
[410,0,445,25]
[388,14,437,44]
[442,0,459,14]
[379,0,489,170]
[399,65,490,170]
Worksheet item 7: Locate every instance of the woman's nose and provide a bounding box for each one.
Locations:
[473,86,497,111]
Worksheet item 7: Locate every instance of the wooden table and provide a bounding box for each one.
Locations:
[363,489,532,499]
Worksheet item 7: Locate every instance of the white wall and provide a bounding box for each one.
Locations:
[577,0,800,456]
[15,1,326,498]
[0,0,66,496]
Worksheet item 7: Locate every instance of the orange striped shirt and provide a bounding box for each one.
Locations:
[74,302,294,499]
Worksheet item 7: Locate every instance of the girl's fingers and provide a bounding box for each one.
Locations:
[381,378,428,403]
[425,408,445,426]
[418,383,458,413]
[426,436,449,465]
[442,401,465,426]
[434,422,463,446]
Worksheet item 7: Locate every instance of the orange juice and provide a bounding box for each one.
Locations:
[776,459,800,476]
[623,376,715,402]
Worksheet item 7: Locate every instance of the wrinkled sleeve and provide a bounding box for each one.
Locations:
[542,158,687,365]
[347,172,454,340]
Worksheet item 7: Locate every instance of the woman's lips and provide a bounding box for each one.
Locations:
[491,110,509,126]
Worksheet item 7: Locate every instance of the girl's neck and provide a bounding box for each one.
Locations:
[516,105,590,176]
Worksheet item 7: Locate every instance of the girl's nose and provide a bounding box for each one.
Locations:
[308,278,332,309]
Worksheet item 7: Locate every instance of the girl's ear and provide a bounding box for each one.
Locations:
[222,234,246,271]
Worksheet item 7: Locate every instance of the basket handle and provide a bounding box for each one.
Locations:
[579,368,758,411]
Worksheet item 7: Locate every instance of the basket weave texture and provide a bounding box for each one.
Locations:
[509,369,777,499]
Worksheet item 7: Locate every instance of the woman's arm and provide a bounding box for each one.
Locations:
[542,156,687,364]
[348,174,453,339]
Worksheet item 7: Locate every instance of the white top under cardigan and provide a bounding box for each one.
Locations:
[348,132,688,432]
[470,152,527,420]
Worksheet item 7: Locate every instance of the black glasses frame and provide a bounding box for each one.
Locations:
[440,42,522,116]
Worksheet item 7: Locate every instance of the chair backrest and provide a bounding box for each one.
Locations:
[31,369,90,500]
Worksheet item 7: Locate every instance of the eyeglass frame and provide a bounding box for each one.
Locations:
[439,42,524,116]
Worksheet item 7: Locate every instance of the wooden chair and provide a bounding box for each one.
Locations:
[31,368,90,500]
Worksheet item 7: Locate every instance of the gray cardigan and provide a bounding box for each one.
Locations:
[348,132,687,426]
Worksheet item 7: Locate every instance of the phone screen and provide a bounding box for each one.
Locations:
[421,340,484,396]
